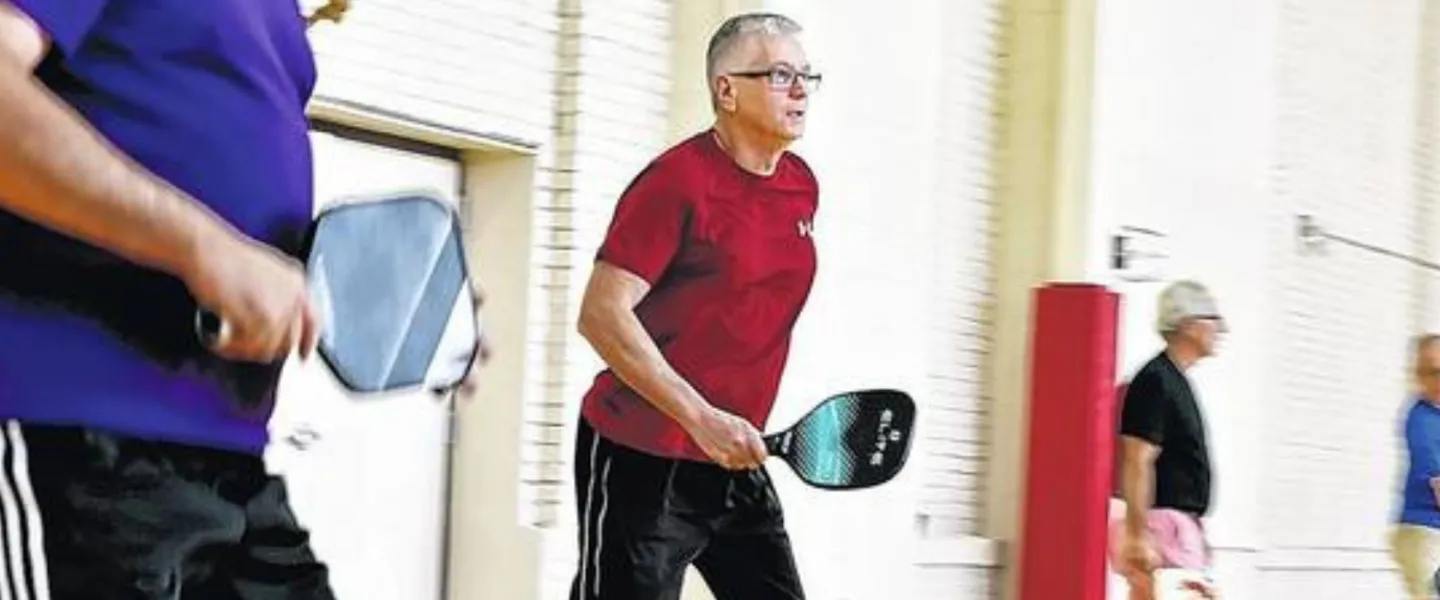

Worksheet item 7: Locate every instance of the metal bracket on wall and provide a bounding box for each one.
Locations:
[1296,214,1440,272]
[1111,225,1169,282]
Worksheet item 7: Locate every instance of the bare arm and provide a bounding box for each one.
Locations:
[0,2,233,280]
[577,262,709,428]
[1121,435,1160,535]
[0,2,318,363]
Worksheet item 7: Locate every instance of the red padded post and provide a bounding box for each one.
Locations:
[1016,283,1121,600]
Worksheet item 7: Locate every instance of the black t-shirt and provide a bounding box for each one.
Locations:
[1119,352,1212,516]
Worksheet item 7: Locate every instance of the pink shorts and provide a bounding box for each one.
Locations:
[1108,508,1211,571]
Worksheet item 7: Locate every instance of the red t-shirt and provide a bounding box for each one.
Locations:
[581,131,819,461]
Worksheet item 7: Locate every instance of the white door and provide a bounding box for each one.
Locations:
[265,128,461,600]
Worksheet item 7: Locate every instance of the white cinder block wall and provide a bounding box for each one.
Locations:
[1263,0,1421,596]
[523,0,676,532]
[534,0,678,597]
[1089,0,1440,597]
[1421,2,1440,334]
[306,0,559,145]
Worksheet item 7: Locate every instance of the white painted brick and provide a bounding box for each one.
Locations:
[1267,0,1424,556]
[914,566,999,600]
[530,0,677,531]
[309,0,560,143]
[908,0,1003,542]
[1092,0,1439,597]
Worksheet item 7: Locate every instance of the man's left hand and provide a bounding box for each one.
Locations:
[428,334,491,400]
[457,334,492,396]
[430,287,492,400]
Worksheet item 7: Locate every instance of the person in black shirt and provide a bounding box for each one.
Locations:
[1115,280,1226,600]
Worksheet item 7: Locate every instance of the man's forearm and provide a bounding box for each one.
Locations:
[1122,458,1155,534]
[0,69,231,279]
[579,303,709,428]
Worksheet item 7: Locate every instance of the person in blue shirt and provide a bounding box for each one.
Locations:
[0,1,484,598]
[1393,333,1440,600]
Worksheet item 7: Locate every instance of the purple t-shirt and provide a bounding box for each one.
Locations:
[0,0,317,453]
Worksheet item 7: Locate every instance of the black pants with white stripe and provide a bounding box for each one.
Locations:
[569,418,805,600]
[0,421,334,600]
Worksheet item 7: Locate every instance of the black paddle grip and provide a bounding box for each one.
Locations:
[194,308,226,348]
[763,431,789,457]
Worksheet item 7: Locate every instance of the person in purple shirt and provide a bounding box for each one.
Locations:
[0,1,444,598]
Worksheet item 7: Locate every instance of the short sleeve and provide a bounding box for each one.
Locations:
[595,163,689,285]
[1119,370,1171,446]
[1408,409,1440,480]
[9,0,112,57]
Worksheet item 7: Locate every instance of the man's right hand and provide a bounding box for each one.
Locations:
[1121,531,1157,600]
[685,405,768,470]
[184,232,320,364]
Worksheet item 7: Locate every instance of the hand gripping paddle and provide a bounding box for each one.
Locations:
[763,389,916,490]
[196,191,482,395]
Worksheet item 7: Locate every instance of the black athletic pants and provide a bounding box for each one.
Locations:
[569,418,805,600]
[0,420,333,599]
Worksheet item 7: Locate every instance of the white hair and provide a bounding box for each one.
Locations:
[1156,280,1219,339]
[704,13,803,94]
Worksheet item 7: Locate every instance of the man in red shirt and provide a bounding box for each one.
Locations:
[568,12,821,600]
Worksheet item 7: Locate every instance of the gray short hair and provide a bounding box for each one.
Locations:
[1155,280,1220,335]
[705,13,803,88]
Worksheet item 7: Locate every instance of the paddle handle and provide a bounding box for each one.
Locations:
[763,430,791,458]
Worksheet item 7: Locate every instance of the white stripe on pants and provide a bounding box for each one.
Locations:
[0,422,49,600]
[578,433,615,599]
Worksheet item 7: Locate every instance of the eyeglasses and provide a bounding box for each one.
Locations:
[1184,314,1227,333]
[727,65,823,92]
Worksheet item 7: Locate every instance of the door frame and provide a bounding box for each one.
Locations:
[307,118,467,600]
